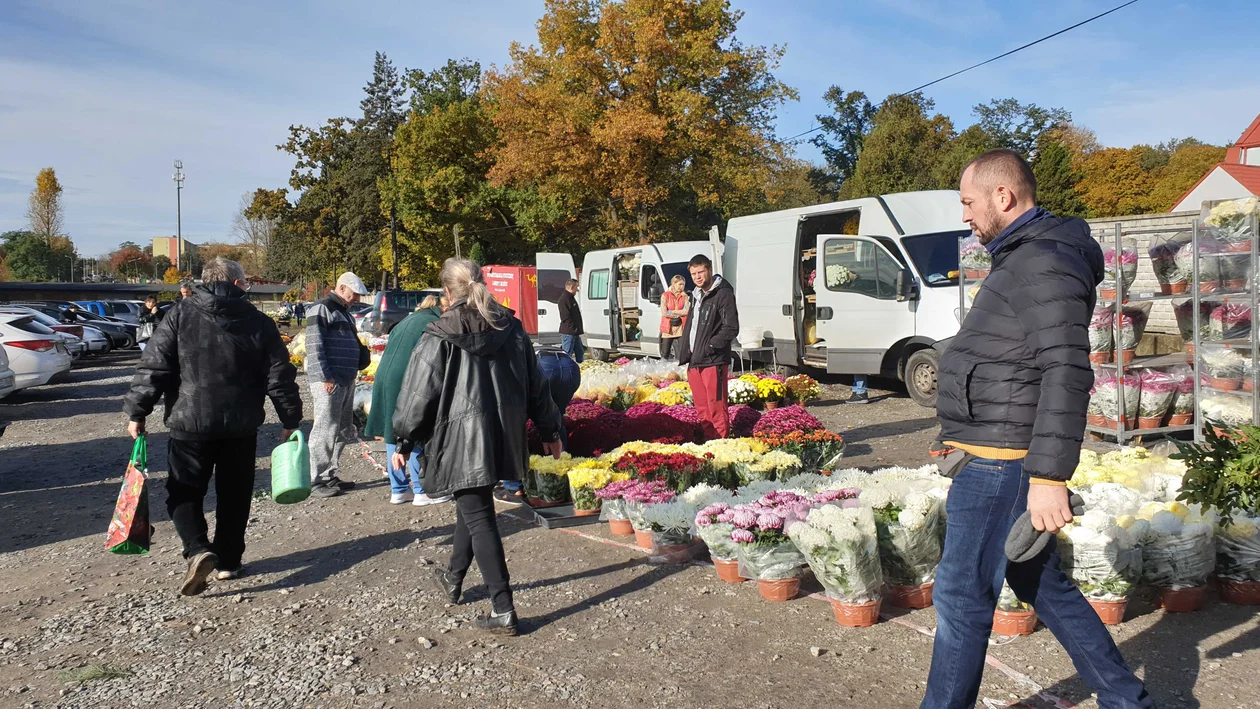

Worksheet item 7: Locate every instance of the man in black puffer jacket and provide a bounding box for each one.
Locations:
[124,258,302,597]
[922,151,1150,709]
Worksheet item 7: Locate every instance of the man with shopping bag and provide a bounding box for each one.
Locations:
[124,258,302,596]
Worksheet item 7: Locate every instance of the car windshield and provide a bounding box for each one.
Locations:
[4,309,61,328]
[900,230,973,288]
[660,262,697,292]
[5,316,57,336]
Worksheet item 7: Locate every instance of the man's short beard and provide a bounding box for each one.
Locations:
[974,203,1003,244]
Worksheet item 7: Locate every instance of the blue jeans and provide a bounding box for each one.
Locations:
[385,443,424,496]
[922,459,1151,709]
[852,375,867,395]
[561,334,584,364]
[506,351,582,493]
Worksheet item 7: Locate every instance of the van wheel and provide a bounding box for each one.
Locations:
[905,348,940,408]
[591,348,609,362]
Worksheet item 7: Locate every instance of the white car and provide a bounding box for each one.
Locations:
[0,345,15,400]
[0,306,87,360]
[0,313,73,390]
[81,326,112,354]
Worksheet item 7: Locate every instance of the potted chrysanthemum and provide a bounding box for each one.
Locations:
[525,454,577,508]
[596,479,640,536]
[863,488,944,609]
[643,500,699,564]
[993,582,1037,636]
[730,490,814,601]
[622,480,676,550]
[786,500,882,627]
[568,461,629,517]
[696,502,745,582]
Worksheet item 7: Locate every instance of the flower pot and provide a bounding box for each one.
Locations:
[1246,379,1255,393]
[573,507,601,517]
[886,582,934,609]
[1138,416,1164,430]
[1099,288,1117,300]
[992,609,1038,636]
[1206,377,1242,391]
[1200,281,1221,294]
[1219,579,1260,605]
[1224,279,1248,292]
[654,543,693,563]
[713,558,747,584]
[1168,412,1193,426]
[1088,598,1127,625]
[1088,351,1112,365]
[1104,417,1133,431]
[1086,413,1107,427]
[634,528,654,550]
[964,269,989,280]
[1159,585,1206,613]
[527,496,565,509]
[1226,240,1254,253]
[1161,282,1189,295]
[1185,343,1195,360]
[757,577,801,602]
[1119,349,1135,364]
[763,401,780,411]
[830,598,881,628]
[608,518,634,536]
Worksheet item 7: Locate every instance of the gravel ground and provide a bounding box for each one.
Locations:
[1,356,1258,708]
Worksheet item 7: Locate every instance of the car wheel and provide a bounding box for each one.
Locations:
[123,335,136,349]
[591,348,609,362]
[905,348,940,409]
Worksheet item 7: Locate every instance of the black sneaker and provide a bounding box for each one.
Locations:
[311,482,343,498]
[475,610,518,636]
[493,487,525,507]
[846,391,870,405]
[327,476,356,491]
[180,551,218,596]
[432,568,462,604]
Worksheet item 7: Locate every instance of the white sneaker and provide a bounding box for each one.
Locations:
[390,492,414,505]
[413,494,454,506]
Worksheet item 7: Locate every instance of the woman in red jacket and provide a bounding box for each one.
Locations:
[658,275,689,361]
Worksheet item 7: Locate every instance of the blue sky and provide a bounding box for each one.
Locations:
[1,0,1257,257]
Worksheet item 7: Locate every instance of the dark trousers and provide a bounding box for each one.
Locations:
[922,458,1151,709]
[660,336,678,361]
[449,486,513,614]
[166,435,257,570]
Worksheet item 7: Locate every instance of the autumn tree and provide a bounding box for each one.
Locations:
[1148,142,1227,211]
[1076,148,1158,217]
[809,87,876,197]
[109,242,151,281]
[163,267,184,284]
[485,0,797,247]
[839,93,953,199]
[27,168,65,243]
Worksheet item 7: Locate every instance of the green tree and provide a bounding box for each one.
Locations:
[1,230,53,281]
[932,124,1001,191]
[839,92,953,199]
[1032,131,1089,217]
[151,254,172,279]
[467,241,486,266]
[809,87,875,196]
[972,98,1070,159]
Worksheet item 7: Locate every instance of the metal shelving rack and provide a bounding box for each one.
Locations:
[1191,212,1260,441]
[1086,224,1196,443]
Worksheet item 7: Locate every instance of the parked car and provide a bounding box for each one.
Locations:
[367,289,442,335]
[0,306,86,360]
[104,300,143,324]
[0,313,73,390]
[80,326,112,355]
[349,302,372,331]
[0,345,15,400]
[73,301,117,318]
[17,303,138,349]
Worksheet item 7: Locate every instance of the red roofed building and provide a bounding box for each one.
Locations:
[1172,113,1260,211]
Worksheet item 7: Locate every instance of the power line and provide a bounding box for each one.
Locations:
[785,0,1141,145]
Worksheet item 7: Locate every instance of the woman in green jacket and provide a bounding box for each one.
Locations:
[363,296,453,506]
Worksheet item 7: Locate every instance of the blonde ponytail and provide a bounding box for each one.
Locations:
[441,258,506,329]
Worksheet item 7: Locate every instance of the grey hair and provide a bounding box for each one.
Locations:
[440,258,505,329]
[201,257,246,284]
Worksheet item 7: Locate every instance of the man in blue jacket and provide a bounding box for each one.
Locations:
[305,272,369,498]
[925,150,1150,708]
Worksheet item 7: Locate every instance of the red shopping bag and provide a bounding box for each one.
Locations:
[105,436,151,554]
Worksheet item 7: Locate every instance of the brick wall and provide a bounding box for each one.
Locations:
[1086,211,1200,336]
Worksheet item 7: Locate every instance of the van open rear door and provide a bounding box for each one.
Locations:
[535,253,577,345]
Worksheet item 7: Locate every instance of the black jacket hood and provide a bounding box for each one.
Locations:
[188,282,258,329]
[428,300,517,357]
[993,216,1104,287]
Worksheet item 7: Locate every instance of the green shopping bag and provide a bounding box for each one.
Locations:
[106,436,151,554]
[271,430,311,504]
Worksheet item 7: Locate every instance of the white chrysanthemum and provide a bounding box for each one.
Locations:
[787,523,830,554]
[1148,511,1184,535]
[736,480,782,500]
[782,473,829,493]
[643,500,698,533]
[1079,509,1112,531]
[860,487,895,510]
[680,483,734,508]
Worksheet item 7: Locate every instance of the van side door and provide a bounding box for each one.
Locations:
[814,235,916,375]
[535,254,577,345]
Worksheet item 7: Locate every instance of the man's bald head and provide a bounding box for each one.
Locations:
[958,149,1038,244]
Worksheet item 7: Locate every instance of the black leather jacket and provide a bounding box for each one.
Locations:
[392,301,563,496]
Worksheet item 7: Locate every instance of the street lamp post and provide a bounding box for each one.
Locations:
[173,160,185,272]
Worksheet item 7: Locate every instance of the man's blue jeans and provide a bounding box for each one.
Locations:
[853,375,867,395]
[922,458,1151,709]
[561,334,584,364]
[506,351,582,493]
[385,443,423,496]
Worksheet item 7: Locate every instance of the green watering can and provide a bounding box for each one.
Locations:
[271,430,311,504]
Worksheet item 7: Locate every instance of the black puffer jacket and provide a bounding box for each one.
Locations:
[936,216,1103,482]
[124,283,302,440]
[677,276,739,369]
[392,300,563,497]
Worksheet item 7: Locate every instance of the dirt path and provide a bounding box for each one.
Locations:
[1,358,1256,708]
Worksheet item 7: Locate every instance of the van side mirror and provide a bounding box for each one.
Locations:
[896,269,919,302]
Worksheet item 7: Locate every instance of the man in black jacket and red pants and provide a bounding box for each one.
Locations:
[923,151,1150,708]
[677,254,738,439]
[124,258,302,597]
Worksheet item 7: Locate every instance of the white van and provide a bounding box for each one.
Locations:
[536,240,722,359]
[724,190,969,407]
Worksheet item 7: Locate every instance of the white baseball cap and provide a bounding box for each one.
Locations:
[336,272,369,296]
